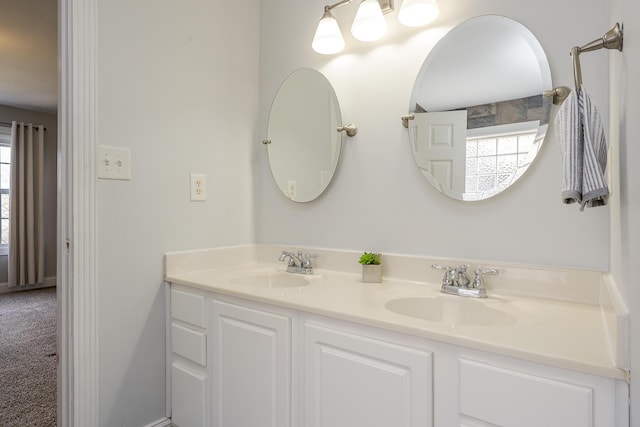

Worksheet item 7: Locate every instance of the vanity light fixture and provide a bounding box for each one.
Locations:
[312,0,439,54]
[312,2,348,55]
[351,0,388,41]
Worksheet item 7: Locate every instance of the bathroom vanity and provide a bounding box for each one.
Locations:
[165,245,629,427]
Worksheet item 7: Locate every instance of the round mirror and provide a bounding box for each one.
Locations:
[407,15,552,201]
[267,68,344,202]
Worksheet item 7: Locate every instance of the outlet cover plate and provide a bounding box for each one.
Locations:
[190,173,207,201]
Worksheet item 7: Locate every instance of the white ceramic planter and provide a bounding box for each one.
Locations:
[361,264,382,283]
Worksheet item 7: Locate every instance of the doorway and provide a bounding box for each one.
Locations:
[0,1,59,425]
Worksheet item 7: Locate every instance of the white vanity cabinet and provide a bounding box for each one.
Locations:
[168,285,626,427]
[168,286,296,427]
[301,315,623,427]
[210,297,294,427]
[302,315,434,427]
[169,286,209,427]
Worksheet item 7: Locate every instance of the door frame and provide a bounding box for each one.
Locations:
[58,0,99,425]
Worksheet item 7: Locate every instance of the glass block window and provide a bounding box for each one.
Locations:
[465,130,537,199]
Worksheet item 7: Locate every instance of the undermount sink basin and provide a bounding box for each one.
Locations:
[385,296,516,327]
[230,272,310,288]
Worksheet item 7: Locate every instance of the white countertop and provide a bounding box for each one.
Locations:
[165,260,627,381]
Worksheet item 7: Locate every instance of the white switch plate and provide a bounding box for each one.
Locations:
[98,145,131,180]
[190,173,207,201]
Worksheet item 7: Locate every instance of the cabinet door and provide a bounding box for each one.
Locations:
[304,320,433,427]
[211,299,292,427]
[459,359,594,427]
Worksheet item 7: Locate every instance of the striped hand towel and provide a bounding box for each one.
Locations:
[579,85,609,209]
[554,85,608,210]
[555,88,583,205]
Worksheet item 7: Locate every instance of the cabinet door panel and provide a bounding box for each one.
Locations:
[304,322,433,427]
[211,300,291,427]
[460,359,593,427]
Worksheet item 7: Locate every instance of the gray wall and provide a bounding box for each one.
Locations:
[0,105,57,283]
[256,0,610,271]
[96,0,260,425]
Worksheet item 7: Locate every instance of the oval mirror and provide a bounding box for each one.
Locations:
[407,15,552,201]
[266,68,344,202]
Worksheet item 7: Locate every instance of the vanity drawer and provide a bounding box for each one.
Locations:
[172,323,207,366]
[172,362,207,427]
[171,288,206,328]
[459,359,593,427]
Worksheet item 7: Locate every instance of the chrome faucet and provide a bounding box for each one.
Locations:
[278,251,300,266]
[432,264,497,298]
[279,250,319,275]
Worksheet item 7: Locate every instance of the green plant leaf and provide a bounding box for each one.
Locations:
[358,252,381,265]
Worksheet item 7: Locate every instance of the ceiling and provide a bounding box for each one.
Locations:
[0,0,58,113]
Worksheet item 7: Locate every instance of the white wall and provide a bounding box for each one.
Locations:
[608,0,640,424]
[96,0,260,425]
[256,0,610,271]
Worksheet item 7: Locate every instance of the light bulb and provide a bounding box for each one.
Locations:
[312,11,346,55]
[351,0,387,42]
[398,0,439,27]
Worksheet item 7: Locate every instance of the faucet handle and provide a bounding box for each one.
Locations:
[301,253,319,268]
[432,264,455,285]
[472,269,498,289]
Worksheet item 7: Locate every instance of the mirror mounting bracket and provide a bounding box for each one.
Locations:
[337,123,358,137]
[401,114,415,128]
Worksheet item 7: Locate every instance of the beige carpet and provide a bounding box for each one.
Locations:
[0,287,57,426]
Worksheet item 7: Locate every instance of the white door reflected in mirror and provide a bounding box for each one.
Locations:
[410,111,468,197]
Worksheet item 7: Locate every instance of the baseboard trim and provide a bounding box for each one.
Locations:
[144,417,172,427]
[0,276,56,294]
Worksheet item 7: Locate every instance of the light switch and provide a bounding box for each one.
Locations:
[98,146,131,180]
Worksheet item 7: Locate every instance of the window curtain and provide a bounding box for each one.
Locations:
[8,121,45,287]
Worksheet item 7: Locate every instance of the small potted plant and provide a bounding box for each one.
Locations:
[358,252,382,283]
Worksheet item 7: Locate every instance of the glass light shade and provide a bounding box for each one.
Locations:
[351,0,387,42]
[398,0,439,27]
[312,12,346,54]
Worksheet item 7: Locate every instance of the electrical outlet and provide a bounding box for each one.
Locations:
[287,180,297,198]
[98,146,131,180]
[190,173,207,201]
